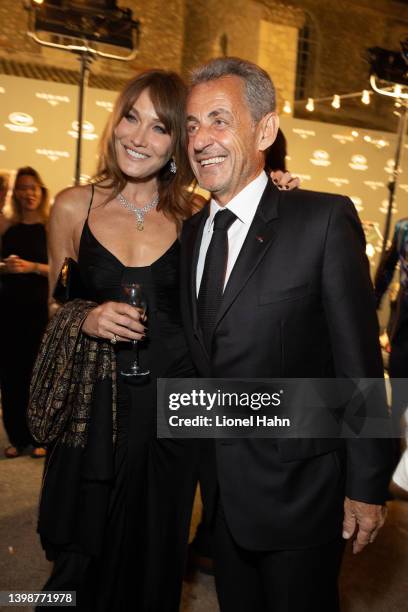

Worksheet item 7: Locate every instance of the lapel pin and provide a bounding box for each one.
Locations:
[256,236,264,243]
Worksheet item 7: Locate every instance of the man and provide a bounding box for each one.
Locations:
[180,57,391,611]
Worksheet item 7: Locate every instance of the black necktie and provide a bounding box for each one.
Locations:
[198,209,237,352]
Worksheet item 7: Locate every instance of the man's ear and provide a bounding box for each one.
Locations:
[257,112,279,152]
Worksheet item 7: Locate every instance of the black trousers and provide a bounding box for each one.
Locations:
[213,502,345,612]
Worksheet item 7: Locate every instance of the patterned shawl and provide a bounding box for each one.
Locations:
[28,299,116,448]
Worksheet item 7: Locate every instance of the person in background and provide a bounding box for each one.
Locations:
[264,127,287,173]
[375,218,408,501]
[0,167,49,458]
[0,173,9,216]
[0,173,10,290]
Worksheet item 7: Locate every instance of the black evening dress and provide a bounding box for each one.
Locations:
[0,223,48,449]
[38,203,199,612]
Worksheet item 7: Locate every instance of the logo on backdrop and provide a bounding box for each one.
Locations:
[363,136,389,149]
[379,200,398,215]
[384,159,397,175]
[295,173,311,182]
[68,121,98,140]
[350,196,364,213]
[0,144,6,152]
[332,133,355,145]
[349,155,368,171]
[36,93,70,106]
[310,150,331,167]
[4,112,38,133]
[292,128,316,140]
[364,181,385,191]
[0,87,5,94]
[399,184,408,193]
[36,149,70,162]
[96,100,113,112]
[327,177,350,188]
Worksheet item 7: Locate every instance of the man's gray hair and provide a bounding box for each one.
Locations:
[190,57,276,122]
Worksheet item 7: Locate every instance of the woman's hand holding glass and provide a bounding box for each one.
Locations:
[81,300,146,343]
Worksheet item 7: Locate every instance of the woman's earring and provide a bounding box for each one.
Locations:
[170,158,177,174]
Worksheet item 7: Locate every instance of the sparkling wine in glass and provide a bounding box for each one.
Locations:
[120,282,150,377]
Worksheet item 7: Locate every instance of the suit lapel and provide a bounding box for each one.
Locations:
[214,180,281,330]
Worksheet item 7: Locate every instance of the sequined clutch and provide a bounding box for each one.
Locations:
[53,257,88,304]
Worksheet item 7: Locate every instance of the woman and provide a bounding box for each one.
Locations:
[0,167,49,459]
[38,70,200,612]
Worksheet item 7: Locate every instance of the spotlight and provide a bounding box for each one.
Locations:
[283,100,292,114]
[367,46,408,86]
[29,0,139,50]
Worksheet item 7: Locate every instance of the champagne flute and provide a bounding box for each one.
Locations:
[120,282,150,377]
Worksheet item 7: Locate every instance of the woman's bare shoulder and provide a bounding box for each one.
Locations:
[51,184,94,221]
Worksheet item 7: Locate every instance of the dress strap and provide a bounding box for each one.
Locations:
[87,184,95,219]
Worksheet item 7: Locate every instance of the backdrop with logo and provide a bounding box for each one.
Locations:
[1,73,407,277]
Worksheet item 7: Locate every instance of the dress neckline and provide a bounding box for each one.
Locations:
[83,218,178,269]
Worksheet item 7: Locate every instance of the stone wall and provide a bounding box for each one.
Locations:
[1,0,408,130]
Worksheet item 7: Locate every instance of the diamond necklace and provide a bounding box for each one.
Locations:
[116,191,159,231]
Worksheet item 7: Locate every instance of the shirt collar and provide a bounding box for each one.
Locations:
[208,171,268,227]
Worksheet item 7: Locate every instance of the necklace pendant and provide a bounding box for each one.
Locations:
[136,219,144,231]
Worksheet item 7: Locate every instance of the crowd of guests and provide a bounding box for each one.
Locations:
[0,56,406,612]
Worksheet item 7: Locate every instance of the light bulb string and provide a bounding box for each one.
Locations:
[285,83,406,113]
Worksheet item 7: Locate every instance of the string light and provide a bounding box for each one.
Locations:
[331,95,341,109]
[283,100,292,114]
[306,98,315,112]
[361,90,371,105]
[292,84,407,113]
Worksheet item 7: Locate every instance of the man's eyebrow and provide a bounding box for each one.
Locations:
[186,108,233,122]
[208,108,232,119]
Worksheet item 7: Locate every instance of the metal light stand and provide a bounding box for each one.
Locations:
[370,74,408,257]
[74,51,93,185]
[27,12,139,185]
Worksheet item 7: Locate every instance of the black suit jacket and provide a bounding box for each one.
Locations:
[180,180,392,551]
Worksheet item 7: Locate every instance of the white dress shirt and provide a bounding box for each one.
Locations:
[196,171,268,296]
